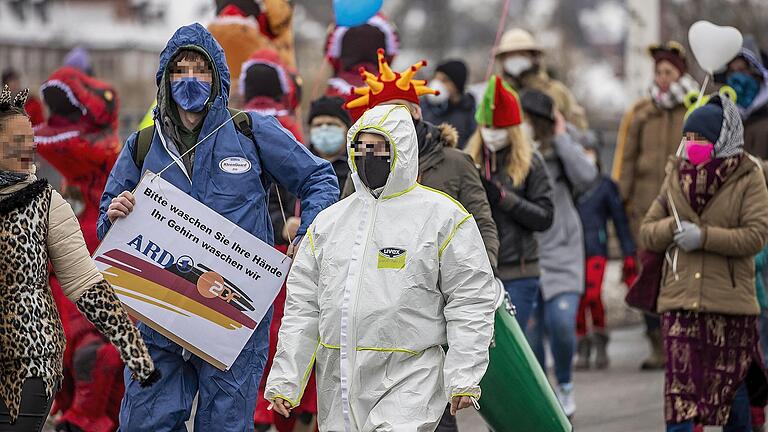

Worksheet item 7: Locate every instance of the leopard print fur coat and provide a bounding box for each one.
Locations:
[0,178,156,422]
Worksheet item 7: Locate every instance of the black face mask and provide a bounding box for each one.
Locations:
[355,155,391,191]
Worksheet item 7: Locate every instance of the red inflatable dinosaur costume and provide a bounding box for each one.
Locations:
[35,66,124,432]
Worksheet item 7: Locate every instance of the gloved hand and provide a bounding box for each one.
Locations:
[481,177,502,206]
[674,221,703,252]
[622,255,638,287]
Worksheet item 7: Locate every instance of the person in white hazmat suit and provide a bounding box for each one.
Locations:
[264,104,496,431]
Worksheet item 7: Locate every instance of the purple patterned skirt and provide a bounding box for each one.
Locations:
[662,310,767,425]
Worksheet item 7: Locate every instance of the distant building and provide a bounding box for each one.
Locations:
[0,0,209,138]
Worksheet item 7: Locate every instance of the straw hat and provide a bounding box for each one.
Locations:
[495,29,542,56]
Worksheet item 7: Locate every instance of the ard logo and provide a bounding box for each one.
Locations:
[378,248,407,270]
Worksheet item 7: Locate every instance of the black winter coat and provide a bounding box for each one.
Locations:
[488,149,554,280]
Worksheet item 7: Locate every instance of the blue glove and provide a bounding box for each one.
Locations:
[674,221,703,252]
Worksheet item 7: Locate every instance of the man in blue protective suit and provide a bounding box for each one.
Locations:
[96,23,339,432]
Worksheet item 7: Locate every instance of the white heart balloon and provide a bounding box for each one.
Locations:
[688,20,743,73]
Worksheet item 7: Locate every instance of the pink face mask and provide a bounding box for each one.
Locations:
[685,140,715,165]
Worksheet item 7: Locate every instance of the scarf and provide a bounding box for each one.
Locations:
[678,155,742,214]
[0,170,29,189]
[650,74,699,110]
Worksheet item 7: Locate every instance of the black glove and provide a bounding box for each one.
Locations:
[481,177,502,206]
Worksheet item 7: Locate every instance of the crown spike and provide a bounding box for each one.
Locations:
[415,85,439,97]
[396,60,427,91]
[346,94,371,109]
[352,86,370,96]
[377,49,396,82]
[364,77,385,93]
[360,69,378,82]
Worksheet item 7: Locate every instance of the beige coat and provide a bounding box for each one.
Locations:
[639,156,768,315]
[614,100,687,240]
[0,175,154,420]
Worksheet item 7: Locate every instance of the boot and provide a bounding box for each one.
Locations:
[640,328,665,370]
[593,330,610,369]
[575,336,591,370]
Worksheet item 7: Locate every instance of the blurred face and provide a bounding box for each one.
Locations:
[310,115,347,130]
[0,115,35,172]
[310,115,348,158]
[353,132,390,159]
[498,51,539,78]
[4,78,20,94]
[654,60,681,92]
[433,72,459,98]
[728,58,751,75]
[170,57,213,83]
[684,131,711,146]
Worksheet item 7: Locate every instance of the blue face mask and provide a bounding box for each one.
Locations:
[727,72,760,109]
[171,77,211,113]
[310,125,346,155]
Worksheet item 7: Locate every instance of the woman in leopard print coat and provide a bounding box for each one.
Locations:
[0,86,158,431]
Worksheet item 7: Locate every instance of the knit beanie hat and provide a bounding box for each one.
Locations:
[436,60,468,93]
[520,88,555,122]
[309,96,352,127]
[243,63,283,102]
[475,75,523,128]
[683,103,723,144]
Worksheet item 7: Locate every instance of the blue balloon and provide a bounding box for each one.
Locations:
[333,0,383,27]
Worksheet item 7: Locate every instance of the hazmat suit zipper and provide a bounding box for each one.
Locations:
[339,189,380,431]
[348,198,379,430]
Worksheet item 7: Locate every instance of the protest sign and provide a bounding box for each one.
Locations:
[93,172,290,370]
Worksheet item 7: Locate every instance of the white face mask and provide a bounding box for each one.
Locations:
[425,80,450,105]
[503,55,533,77]
[480,127,509,152]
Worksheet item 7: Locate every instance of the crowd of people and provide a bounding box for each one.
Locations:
[3,2,768,432]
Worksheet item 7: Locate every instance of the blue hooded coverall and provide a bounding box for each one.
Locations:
[96,24,339,431]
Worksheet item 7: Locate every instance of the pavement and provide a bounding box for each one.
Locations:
[456,260,666,432]
[456,324,666,432]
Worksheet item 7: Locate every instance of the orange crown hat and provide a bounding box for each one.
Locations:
[345,49,439,114]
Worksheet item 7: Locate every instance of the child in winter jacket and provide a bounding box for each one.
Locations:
[575,145,637,370]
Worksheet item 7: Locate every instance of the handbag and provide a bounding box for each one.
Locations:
[625,191,681,313]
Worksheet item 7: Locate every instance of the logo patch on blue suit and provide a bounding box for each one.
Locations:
[219,157,251,174]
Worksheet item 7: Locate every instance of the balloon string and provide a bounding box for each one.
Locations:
[695,74,711,109]
[484,0,513,81]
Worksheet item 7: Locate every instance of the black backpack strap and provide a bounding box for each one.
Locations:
[132,124,155,168]
[228,108,272,188]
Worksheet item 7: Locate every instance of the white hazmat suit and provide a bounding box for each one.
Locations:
[265,104,496,431]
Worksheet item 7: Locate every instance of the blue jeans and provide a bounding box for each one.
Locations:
[527,292,579,385]
[503,277,541,332]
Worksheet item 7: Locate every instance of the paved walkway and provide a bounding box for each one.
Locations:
[457,324,666,432]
